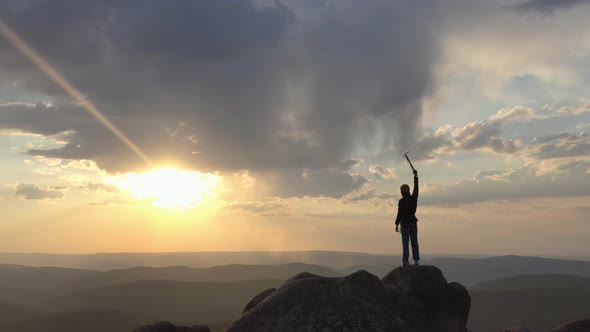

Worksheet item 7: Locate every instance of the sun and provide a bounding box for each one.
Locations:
[108,167,222,210]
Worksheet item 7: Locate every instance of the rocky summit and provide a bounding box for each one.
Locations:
[223,265,470,332]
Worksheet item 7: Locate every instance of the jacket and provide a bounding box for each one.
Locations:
[395,175,419,226]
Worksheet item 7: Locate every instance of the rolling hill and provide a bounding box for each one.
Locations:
[0,287,52,305]
[0,251,399,271]
[2,255,590,332]
[0,264,98,291]
[468,274,590,332]
[0,309,150,332]
[471,274,590,291]
[0,301,45,327]
[432,255,590,287]
[61,262,340,291]
[45,279,285,324]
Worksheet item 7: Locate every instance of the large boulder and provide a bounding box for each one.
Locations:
[552,319,590,332]
[243,287,276,314]
[223,265,470,332]
[132,321,211,332]
[382,266,471,332]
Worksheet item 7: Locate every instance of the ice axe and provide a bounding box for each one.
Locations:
[403,151,416,172]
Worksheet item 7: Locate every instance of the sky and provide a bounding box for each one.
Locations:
[1,0,589,256]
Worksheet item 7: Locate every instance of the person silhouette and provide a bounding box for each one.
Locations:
[395,169,419,267]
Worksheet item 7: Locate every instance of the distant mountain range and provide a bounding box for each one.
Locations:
[1,309,148,332]
[431,255,590,287]
[0,251,492,271]
[0,262,342,331]
[61,262,341,291]
[0,264,97,291]
[471,274,590,291]
[47,279,284,324]
[1,254,590,332]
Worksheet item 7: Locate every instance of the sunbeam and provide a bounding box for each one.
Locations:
[0,19,152,165]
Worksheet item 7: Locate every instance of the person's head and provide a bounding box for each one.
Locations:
[400,184,410,196]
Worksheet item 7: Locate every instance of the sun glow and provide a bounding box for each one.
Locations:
[108,168,222,210]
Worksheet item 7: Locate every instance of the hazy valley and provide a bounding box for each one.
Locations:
[0,251,589,331]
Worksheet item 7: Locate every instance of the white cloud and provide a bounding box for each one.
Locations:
[490,99,590,123]
[416,99,589,161]
[422,160,590,206]
[368,165,399,180]
[414,117,523,158]
[525,132,590,160]
[489,106,543,122]
[557,97,590,115]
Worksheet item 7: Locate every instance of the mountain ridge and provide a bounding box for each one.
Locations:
[60,262,341,291]
[471,274,590,291]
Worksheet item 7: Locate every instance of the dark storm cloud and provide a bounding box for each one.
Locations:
[270,168,368,198]
[0,0,441,198]
[513,0,590,14]
[0,102,85,136]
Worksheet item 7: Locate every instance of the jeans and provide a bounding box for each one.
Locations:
[401,223,420,263]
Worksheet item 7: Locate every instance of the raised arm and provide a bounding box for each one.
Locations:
[412,170,419,198]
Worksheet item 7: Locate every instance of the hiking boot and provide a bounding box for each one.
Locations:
[402,262,410,268]
[414,261,420,266]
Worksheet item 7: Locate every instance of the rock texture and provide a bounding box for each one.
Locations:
[552,319,590,332]
[243,287,277,314]
[223,265,470,332]
[499,327,533,332]
[132,321,211,332]
[382,266,471,332]
[497,319,590,332]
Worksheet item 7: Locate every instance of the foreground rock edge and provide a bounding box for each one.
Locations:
[223,265,470,332]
